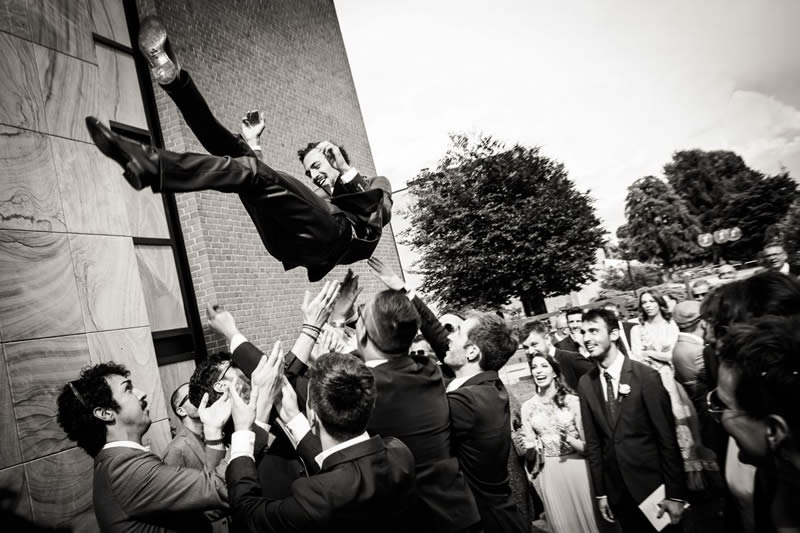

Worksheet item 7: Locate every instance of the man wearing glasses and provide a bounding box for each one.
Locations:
[164,383,231,532]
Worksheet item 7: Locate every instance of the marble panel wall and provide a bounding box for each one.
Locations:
[0,1,177,529]
[135,245,189,332]
[158,358,196,434]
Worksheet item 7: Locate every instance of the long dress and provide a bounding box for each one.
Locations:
[520,394,598,533]
[630,320,720,490]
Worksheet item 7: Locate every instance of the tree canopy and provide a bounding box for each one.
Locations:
[404,134,605,315]
[616,176,708,267]
[664,150,797,261]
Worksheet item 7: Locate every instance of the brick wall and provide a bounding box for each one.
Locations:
[138,0,403,354]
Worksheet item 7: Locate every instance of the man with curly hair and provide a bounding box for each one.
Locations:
[57,362,230,532]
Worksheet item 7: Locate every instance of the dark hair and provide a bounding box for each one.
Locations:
[565,307,583,319]
[297,142,351,165]
[189,352,232,408]
[528,352,572,409]
[519,320,549,342]
[718,316,800,436]
[308,352,376,441]
[466,312,518,371]
[638,289,671,323]
[170,382,190,419]
[364,290,420,355]
[581,308,619,334]
[56,362,129,457]
[701,271,800,343]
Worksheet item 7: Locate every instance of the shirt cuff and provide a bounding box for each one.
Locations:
[230,430,255,461]
[286,414,312,448]
[595,495,607,500]
[230,333,248,354]
[254,420,270,433]
[339,167,359,183]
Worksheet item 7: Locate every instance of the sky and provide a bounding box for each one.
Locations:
[334,0,800,235]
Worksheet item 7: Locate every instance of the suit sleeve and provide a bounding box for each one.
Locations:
[640,368,686,500]
[577,380,607,498]
[112,454,228,517]
[227,456,317,533]
[558,350,594,383]
[162,440,189,468]
[447,389,475,442]
[232,341,264,378]
[410,295,450,363]
[295,431,323,476]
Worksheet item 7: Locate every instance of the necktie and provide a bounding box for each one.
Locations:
[604,371,618,421]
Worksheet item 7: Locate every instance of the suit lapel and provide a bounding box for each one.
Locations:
[611,356,633,430]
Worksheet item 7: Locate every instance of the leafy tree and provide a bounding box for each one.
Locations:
[600,262,664,291]
[616,176,707,267]
[664,150,797,260]
[775,198,800,267]
[404,134,605,315]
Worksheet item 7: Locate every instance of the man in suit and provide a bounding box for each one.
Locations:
[56,362,231,532]
[442,312,528,533]
[555,307,586,354]
[577,308,687,532]
[85,17,392,282]
[225,351,417,532]
[164,383,231,532]
[520,319,594,391]
[552,314,571,345]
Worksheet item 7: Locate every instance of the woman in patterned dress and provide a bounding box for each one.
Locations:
[520,353,598,533]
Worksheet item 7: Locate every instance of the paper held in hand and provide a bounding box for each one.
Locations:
[638,484,671,531]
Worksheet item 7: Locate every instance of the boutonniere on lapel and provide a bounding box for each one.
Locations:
[618,384,631,397]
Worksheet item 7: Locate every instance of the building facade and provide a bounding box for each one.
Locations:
[0,0,401,529]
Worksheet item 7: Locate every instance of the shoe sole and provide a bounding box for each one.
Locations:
[138,16,169,68]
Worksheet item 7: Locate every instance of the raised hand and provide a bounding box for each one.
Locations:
[301,280,341,328]
[229,379,258,432]
[206,303,240,341]
[315,141,350,174]
[367,257,405,291]
[330,269,363,322]
[240,111,265,144]
[276,376,300,423]
[198,390,231,435]
[250,341,284,423]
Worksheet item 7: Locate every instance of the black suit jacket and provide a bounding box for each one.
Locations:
[448,371,526,533]
[227,435,416,532]
[577,356,686,505]
[555,335,582,354]
[550,348,594,391]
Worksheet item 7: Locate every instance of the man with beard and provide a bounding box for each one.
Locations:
[577,309,687,532]
[56,363,231,532]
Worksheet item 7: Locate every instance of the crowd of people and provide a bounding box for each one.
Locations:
[52,242,800,533]
[47,14,800,533]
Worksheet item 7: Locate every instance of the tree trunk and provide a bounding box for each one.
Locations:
[521,291,547,316]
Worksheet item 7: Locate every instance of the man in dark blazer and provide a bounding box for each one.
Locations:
[164,383,230,532]
[225,351,417,532]
[577,308,687,533]
[56,362,231,532]
[555,307,586,354]
[85,17,391,282]
[443,312,528,533]
[519,320,594,391]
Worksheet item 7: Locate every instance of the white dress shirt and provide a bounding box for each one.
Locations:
[446,375,472,392]
[314,432,370,468]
